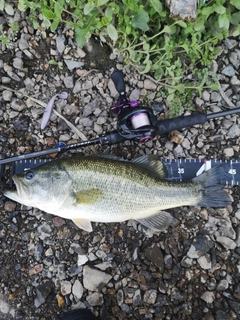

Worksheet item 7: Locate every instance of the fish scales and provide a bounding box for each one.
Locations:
[59,157,199,219]
[4,155,232,232]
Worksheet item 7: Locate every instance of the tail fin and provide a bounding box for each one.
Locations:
[193,165,232,208]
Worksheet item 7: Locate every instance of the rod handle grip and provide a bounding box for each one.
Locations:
[156,113,208,135]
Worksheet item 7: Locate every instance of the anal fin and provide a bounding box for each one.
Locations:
[137,211,172,231]
[73,218,93,232]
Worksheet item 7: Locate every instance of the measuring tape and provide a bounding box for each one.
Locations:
[162,158,240,185]
[1,158,240,188]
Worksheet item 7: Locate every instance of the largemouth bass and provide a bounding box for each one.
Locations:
[4,155,232,232]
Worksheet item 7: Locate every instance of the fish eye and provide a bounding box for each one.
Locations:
[25,171,35,180]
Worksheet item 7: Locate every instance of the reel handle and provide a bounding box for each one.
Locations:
[111,70,126,95]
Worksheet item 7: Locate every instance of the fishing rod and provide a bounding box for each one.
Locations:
[1,70,240,167]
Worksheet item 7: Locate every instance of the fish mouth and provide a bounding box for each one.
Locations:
[12,175,31,198]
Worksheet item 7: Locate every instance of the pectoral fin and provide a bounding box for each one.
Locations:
[73,218,93,232]
[137,211,172,231]
[74,189,103,205]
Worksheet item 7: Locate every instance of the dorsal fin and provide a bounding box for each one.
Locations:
[131,155,167,179]
[91,154,167,179]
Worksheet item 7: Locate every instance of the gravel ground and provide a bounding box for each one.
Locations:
[1,7,240,320]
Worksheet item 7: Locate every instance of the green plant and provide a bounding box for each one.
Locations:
[0,15,19,49]
[48,59,64,69]
[2,0,240,116]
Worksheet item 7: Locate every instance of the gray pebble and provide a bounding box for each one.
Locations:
[94,123,103,135]
[79,118,93,127]
[187,235,213,259]
[37,222,52,240]
[201,291,215,304]
[13,57,23,69]
[173,144,185,158]
[210,91,221,102]
[64,60,84,70]
[1,77,11,83]
[86,292,103,306]
[2,90,12,101]
[61,280,72,296]
[56,34,66,54]
[19,36,29,50]
[223,147,234,157]
[96,116,106,125]
[224,39,237,50]
[63,76,74,89]
[34,280,53,308]
[216,279,229,291]
[10,99,26,111]
[227,124,240,138]
[145,244,164,273]
[34,243,43,261]
[72,279,84,300]
[129,88,140,101]
[24,77,35,87]
[216,236,236,250]
[117,289,124,305]
[143,289,157,304]
[202,90,210,101]
[221,65,235,77]
[229,52,239,69]
[144,79,157,90]
[83,265,112,291]
[197,254,212,270]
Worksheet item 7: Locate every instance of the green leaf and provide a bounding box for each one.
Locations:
[218,13,229,29]
[141,60,152,74]
[42,8,55,20]
[232,29,240,37]
[167,93,175,102]
[97,0,109,5]
[181,43,189,54]
[131,9,149,31]
[213,4,226,14]
[41,16,52,28]
[54,2,63,18]
[194,16,205,32]
[75,27,89,48]
[0,0,4,11]
[231,25,240,37]
[230,0,240,9]
[149,0,162,13]
[175,84,185,93]
[162,25,171,33]
[107,23,118,41]
[51,19,60,31]
[175,20,187,28]
[200,6,215,17]
[48,59,58,65]
[210,83,219,91]
[84,3,94,15]
[143,42,150,51]
[229,13,240,26]
[105,6,114,17]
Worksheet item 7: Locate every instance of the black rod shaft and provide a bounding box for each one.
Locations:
[0,138,101,165]
[206,107,240,120]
